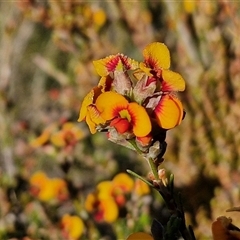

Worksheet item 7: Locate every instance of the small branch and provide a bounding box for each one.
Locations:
[147,157,159,181]
[127,169,154,188]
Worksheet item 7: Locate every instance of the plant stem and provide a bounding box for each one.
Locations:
[147,157,159,181]
[126,169,154,187]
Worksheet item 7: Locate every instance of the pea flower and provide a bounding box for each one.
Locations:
[29,171,69,202]
[61,214,85,240]
[50,122,85,149]
[84,173,136,223]
[78,42,185,161]
[85,192,119,223]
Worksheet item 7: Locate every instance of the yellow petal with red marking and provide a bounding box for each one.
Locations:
[86,105,106,134]
[128,102,152,137]
[154,95,183,129]
[95,91,128,120]
[93,55,121,76]
[98,75,113,91]
[143,42,170,70]
[78,86,102,122]
[162,69,185,92]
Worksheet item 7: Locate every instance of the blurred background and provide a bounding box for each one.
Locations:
[0,1,240,239]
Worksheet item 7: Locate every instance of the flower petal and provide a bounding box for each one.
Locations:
[86,105,106,134]
[110,118,131,134]
[93,55,121,76]
[98,75,113,91]
[143,42,170,70]
[78,86,102,122]
[61,215,84,240]
[95,91,128,120]
[85,193,97,212]
[97,181,113,199]
[100,198,118,223]
[128,102,152,137]
[112,173,134,193]
[161,69,185,92]
[93,54,139,77]
[154,94,183,129]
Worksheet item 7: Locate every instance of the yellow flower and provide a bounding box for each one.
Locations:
[98,173,134,207]
[111,173,134,206]
[61,214,84,240]
[85,192,118,223]
[51,178,69,201]
[50,122,85,148]
[85,173,135,223]
[95,91,152,137]
[112,173,134,193]
[29,171,69,202]
[138,42,185,130]
[29,171,49,198]
[97,181,113,199]
[78,41,186,153]
[141,42,185,92]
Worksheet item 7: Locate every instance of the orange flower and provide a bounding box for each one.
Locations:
[85,192,118,223]
[29,171,69,202]
[78,42,186,157]
[97,173,134,207]
[51,178,69,201]
[112,173,134,193]
[139,42,185,130]
[111,173,134,206]
[29,171,49,198]
[85,173,135,222]
[61,214,84,240]
[95,91,152,137]
[141,42,185,92]
[50,122,85,148]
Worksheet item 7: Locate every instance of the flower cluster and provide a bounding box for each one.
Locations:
[85,173,150,223]
[29,171,69,203]
[79,42,185,161]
